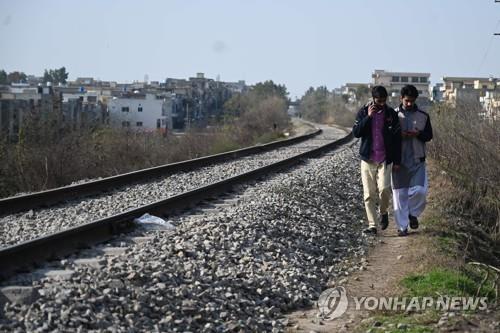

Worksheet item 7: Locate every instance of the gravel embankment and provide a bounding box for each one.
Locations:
[1,142,370,333]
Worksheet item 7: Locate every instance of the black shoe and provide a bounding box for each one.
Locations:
[409,215,419,229]
[380,213,389,230]
[397,229,408,237]
[363,226,377,235]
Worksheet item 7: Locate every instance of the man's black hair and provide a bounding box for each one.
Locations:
[371,85,388,99]
[400,85,419,98]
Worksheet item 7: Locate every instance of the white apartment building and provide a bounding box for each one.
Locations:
[108,93,173,131]
[372,70,431,98]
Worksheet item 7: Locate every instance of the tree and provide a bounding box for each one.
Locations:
[356,85,370,102]
[298,86,355,126]
[7,71,27,83]
[43,67,69,84]
[223,93,250,118]
[221,79,291,136]
[252,80,289,100]
[298,86,330,122]
[0,70,7,84]
[223,80,289,120]
[43,70,52,84]
[54,67,69,84]
[239,96,289,134]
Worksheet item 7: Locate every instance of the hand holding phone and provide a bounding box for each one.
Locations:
[368,104,379,117]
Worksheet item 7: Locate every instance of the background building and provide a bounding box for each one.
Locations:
[372,69,431,108]
[107,92,173,132]
[0,84,60,141]
[340,83,371,103]
[441,76,498,105]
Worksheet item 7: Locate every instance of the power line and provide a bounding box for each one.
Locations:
[477,20,500,73]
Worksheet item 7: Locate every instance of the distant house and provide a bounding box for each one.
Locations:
[372,70,431,98]
[163,73,245,129]
[441,76,498,107]
[341,83,372,103]
[75,77,95,86]
[223,80,247,94]
[431,83,444,102]
[0,84,60,141]
[371,70,432,109]
[108,92,173,131]
[26,75,43,86]
[482,90,500,120]
[58,88,107,126]
[433,76,499,120]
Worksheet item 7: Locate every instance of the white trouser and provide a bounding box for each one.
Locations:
[392,173,428,231]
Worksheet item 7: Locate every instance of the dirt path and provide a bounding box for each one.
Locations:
[286,162,500,332]
[286,121,427,331]
[287,227,426,332]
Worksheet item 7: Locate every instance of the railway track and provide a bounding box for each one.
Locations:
[0,125,352,280]
[0,125,366,332]
[0,129,322,216]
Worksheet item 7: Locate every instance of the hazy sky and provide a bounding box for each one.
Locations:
[1,0,499,98]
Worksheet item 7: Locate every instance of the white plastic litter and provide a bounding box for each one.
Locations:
[133,213,176,230]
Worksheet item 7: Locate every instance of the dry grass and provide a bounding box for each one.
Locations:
[0,96,290,198]
[426,102,500,270]
[428,102,499,242]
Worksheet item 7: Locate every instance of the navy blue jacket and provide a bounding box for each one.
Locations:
[352,102,402,165]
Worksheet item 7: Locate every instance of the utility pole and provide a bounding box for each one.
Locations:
[496,1,500,35]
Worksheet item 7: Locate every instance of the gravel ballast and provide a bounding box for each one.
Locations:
[1,141,371,332]
[0,128,346,249]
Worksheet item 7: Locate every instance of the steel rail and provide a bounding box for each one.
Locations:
[0,129,321,216]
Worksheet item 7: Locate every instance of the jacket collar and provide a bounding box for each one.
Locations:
[398,103,419,112]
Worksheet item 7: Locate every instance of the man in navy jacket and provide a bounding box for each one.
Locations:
[353,86,401,234]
